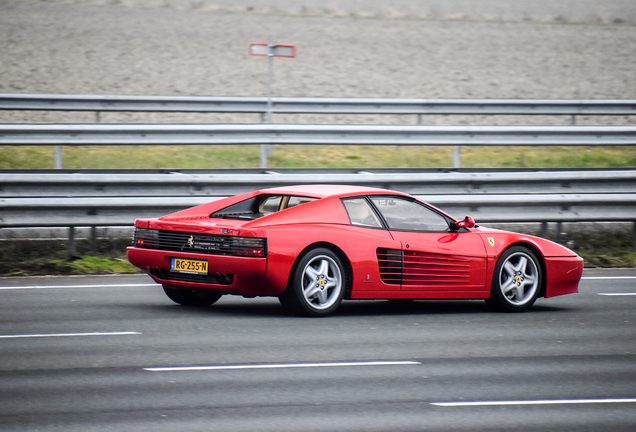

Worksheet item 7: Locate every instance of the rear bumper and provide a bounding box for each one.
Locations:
[544,256,584,298]
[127,246,271,296]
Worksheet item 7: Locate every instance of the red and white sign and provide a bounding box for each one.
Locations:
[249,43,296,58]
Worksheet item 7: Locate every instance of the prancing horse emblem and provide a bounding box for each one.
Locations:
[488,237,495,247]
[181,235,195,250]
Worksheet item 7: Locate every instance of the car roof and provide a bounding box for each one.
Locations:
[259,184,408,199]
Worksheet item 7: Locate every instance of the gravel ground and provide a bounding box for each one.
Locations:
[0,0,635,126]
[0,1,634,243]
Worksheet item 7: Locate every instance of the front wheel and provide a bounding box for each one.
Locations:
[162,285,222,307]
[279,248,346,317]
[486,246,542,312]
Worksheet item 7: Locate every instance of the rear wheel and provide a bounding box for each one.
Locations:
[162,285,222,307]
[279,248,346,317]
[486,246,542,312]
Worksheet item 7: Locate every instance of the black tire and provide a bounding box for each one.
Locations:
[162,285,222,307]
[486,245,542,312]
[279,248,346,317]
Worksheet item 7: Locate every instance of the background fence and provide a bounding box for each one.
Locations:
[1,168,635,255]
[2,94,635,168]
[2,94,636,115]
[1,94,635,255]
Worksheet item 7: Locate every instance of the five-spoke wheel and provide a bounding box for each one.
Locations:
[279,248,346,317]
[486,246,542,312]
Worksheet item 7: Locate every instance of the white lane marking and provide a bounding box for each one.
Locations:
[1,276,632,289]
[144,360,421,372]
[0,284,156,290]
[582,276,636,280]
[432,398,636,407]
[0,331,142,339]
[598,293,636,296]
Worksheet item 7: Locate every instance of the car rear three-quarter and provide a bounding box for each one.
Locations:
[126,186,378,308]
[127,184,584,316]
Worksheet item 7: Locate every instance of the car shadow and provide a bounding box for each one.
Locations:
[144,297,572,318]
[337,300,490,316]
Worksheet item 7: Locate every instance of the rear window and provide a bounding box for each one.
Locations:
[211,195,317,220]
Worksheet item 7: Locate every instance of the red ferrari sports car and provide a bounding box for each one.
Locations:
[127,185,583,316]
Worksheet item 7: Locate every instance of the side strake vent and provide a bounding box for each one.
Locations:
[402,251,470,285]
[134,228,266,258]
[377,248,403,285]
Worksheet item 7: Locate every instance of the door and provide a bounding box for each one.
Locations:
[368,196,488,293]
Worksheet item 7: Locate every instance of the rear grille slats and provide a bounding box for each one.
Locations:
[156,230,266,257]
[133,228,266,257]
[159,231,231,254]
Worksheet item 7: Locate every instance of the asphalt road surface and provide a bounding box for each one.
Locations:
[1,269,635,431]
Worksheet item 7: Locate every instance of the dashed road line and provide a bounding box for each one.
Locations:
[0,283,156,290]
[582,276,636,280]
[144,360,421,372]
[432,398,636,407]
[0,331,142,339]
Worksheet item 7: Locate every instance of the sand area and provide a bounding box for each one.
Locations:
[0,0,634,126]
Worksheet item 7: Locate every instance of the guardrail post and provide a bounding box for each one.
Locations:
[68,226,76,259]
[89,226,97,253]
[55,146,63,169]
[453,146,461,168]
[260,145,269,169]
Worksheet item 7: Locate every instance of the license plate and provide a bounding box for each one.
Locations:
[171,258,209,275]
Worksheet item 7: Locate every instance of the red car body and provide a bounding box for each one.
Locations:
[127,185,583,316]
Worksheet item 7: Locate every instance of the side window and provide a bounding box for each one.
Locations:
[260,196,283,215]
[369,196,450,232]
[286,196,317,209]
[342,198,382,228]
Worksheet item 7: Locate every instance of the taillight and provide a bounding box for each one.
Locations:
[231,237,267,257]
[133,228,159,249]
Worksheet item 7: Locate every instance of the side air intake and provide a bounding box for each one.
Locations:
[376,248,403,285]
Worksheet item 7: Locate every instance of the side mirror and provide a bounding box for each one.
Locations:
[453,215,476,230]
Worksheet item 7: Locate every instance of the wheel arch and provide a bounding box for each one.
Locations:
[498,241,547,298]
[285,242,354,299]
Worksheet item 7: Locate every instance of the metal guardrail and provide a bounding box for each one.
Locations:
[2,169,634,255]
[2,169,635,197]
[2,194,634,228]
[1,169,635,227]
[2,94,635,168]
[2,94,635,253]
[2,94,636,115]
[1,124,636,146]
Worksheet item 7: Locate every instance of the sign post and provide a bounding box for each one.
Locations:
[249,42,296,168]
